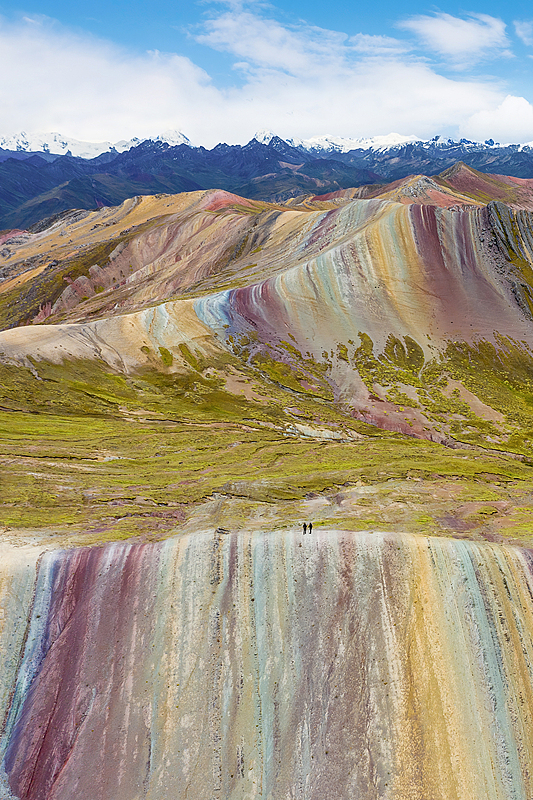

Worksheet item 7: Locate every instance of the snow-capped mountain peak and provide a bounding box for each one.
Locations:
[252,130,424,152]
[285,132,422,153]
[0,130,192,159]
[250,131,515,155]
[149,130,192,147]
[253,130,277,145]
[1,128,532,164]
[0,131,135,158]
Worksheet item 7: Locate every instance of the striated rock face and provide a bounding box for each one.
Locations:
[194,199,533,353]
[2,531,533,800]
[3,180,533,443]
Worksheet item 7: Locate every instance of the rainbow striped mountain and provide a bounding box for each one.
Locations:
[2,157,533,799]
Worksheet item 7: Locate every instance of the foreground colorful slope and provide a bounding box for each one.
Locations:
[1,531,533,800]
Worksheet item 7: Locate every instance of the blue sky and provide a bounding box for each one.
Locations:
[0,0,532,144]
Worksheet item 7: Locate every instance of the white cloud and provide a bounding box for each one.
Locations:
[399,13,510,67]
[196,10,348,77]
[514,20,533,47]
[0,10,531,146]
[0,16,219,142]
[462,95,533,143]
[349,34,410,57]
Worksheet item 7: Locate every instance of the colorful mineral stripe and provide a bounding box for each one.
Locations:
[2,531,533,800]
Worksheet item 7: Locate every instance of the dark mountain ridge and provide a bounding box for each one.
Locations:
[2,134,533,230]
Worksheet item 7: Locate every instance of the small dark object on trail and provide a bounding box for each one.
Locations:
[216,527,230,535]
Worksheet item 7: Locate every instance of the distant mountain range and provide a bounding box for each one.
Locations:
[3,129,532,159]
[3,129,533,230]
[0,130,193,160]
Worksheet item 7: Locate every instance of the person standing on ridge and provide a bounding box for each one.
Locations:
[303,523,307,535]
[308,522,313,534]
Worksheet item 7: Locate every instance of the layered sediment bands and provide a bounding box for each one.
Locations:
[0,190,278,328]
[3,190,533,442]
[2,532,533,800]
[0,298,221,372]
[0,545,42,738]
[3,195,533,365]
[193,199,533,440]
[196,200,533,357]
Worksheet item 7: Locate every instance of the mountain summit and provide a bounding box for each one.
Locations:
[0,129,192,159]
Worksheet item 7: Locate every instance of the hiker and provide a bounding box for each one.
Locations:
[308,522,313,534]
[303,523,307,535]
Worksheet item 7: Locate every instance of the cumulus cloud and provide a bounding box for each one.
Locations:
[0,9,532,146]
[514,20,533,47]
[0,16,219,142]
[462,95,533,143]
[399,13,511,67]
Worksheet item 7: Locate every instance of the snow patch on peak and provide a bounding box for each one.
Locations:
[150,130,192,147]
[0,131,131,158]
[0,129,193,158]
[253,130,277,145]
[252,131,514,155]
[250,130,422,152]
[287,132,421,153]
